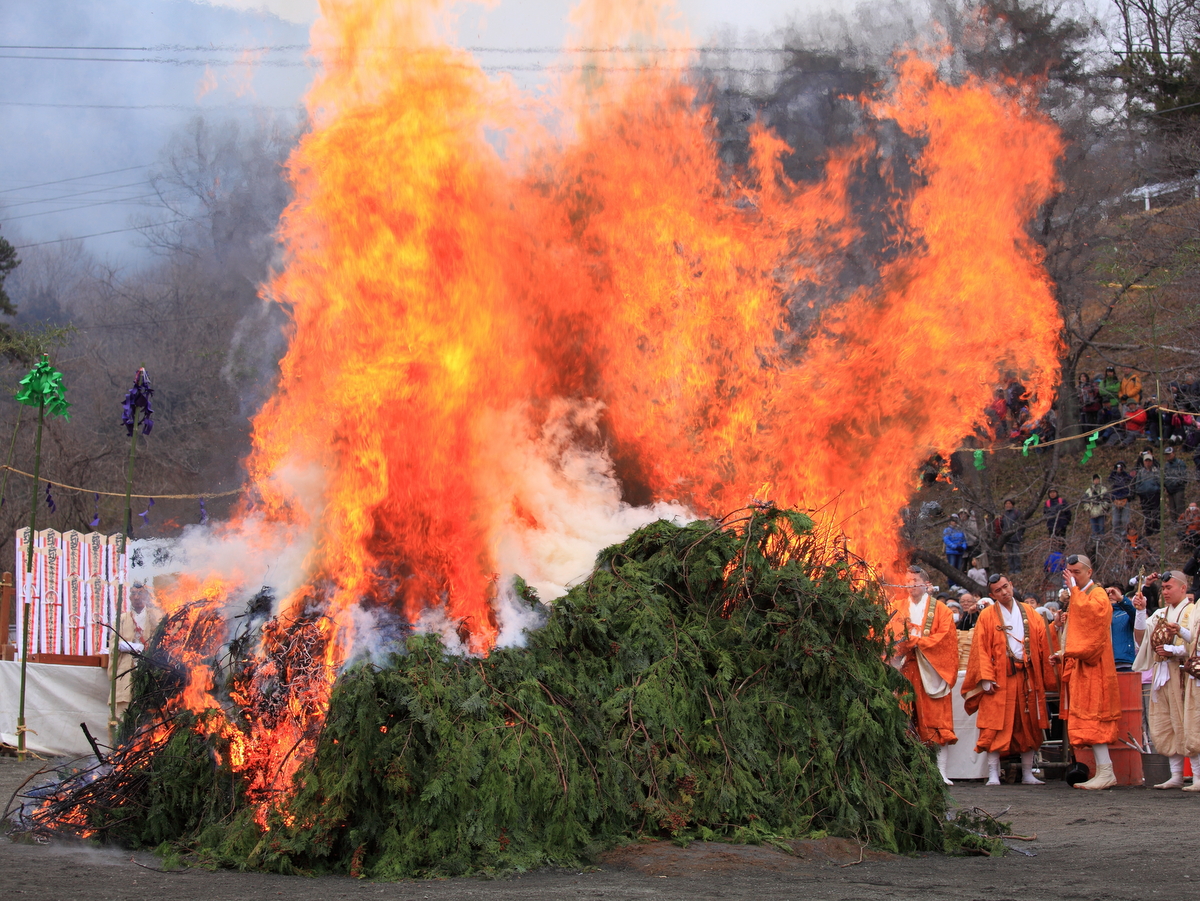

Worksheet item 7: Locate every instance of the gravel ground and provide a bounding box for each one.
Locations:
[0,757,1191,901]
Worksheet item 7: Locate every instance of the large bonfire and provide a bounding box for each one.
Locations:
[8,0,1064,873]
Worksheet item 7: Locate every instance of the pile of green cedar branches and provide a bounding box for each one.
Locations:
[46,507,952,876]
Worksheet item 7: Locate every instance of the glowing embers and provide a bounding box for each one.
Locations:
[10,585,340,836]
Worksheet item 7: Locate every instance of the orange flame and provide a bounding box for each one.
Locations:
[141,0,1064,819]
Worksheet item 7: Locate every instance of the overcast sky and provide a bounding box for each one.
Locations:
[1,0,850,262]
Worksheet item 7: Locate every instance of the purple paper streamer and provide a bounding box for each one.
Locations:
[45,483,56,514]
[90,493,100,528]
[138,497,155,526]
[122,368,155,437]
[199,497,208,526]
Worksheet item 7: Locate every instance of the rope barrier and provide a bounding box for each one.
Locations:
[962,402,1197,455]
[0,465,245,500]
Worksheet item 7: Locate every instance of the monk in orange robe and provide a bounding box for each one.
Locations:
[1056,553,1122,790]
[961,573,1057,785]
[886,566,959,784]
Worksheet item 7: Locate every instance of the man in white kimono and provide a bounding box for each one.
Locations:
[1132,571,1199,789]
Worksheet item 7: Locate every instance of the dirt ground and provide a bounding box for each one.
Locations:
[0,757,1191,901]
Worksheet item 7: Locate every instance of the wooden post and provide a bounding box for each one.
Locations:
[0,572,11,661]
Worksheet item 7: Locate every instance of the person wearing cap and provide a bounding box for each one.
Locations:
[1132,571,1199,789]
[942,514,968,572]
[887,566,959,784]
[1133,453,1162,536]
[961,572,1058,785]
[1163,446,1188,522]
[1055,554,1123,790]
[1108,461,1133,536]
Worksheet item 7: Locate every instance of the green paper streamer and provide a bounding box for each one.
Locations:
[1080,430,1099,466]
[973,449,985,470]
[1022,434,1040,456]
[15,355,70,419]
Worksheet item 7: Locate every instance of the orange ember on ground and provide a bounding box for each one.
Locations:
[174,0,1062,814]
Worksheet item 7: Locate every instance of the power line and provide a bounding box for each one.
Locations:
[0,100,302,111]
[12,219,190,250]
[2,180,150,210]
[0,54,776,73]
[0,164,151,196]
[3,192,166,223]
[0,43,791,53]
[0,53,313,66]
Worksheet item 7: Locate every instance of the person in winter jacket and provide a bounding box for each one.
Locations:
[1078,373,1102,425]
[1178,501,1200,551]
[1132,452,1162,536]
[943,514,969,572]
[1043,488,1071,541]
[1000,498,1024,573]
[1081,475,1111,536]
[1120,371,1143,406]
[1097,367,1121,420]
[1163,445,1188,521]
[1109,461,1133,536]
[959,509,983,564]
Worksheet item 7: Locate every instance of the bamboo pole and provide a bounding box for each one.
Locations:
[108,423,139,747]
[17,399,46,761]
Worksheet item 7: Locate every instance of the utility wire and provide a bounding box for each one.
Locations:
[2,193,167,223]
[0,165,151,195]
[0,101,302,111]
[0,43,791,53]
[1,181,151,210]
[12,220,190,250]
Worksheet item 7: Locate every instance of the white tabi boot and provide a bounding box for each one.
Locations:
[1185,757,1200,792]
[1020,750,1044,785]
[986,752,1001,786]
[1075,744,1117,790]
[1155,755,1186,789]
[937,745,953,786]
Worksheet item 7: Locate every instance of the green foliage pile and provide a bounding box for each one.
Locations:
[82,508,949,876]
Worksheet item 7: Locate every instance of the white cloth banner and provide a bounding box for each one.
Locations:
[14,529,126,657]
[0,660,111,757]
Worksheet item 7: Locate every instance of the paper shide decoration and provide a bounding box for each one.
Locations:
[1080,430,1100,466]
[122,368,154,436]
[15,355,70,419]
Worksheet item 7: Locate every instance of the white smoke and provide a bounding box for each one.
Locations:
[130,460,323,617]
[480,398,693,645]
[136,404,691,655]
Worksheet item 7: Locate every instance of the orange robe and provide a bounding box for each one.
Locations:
[961,602,1057,754]
[1059,582,1121,746]
[886,597,959,746]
